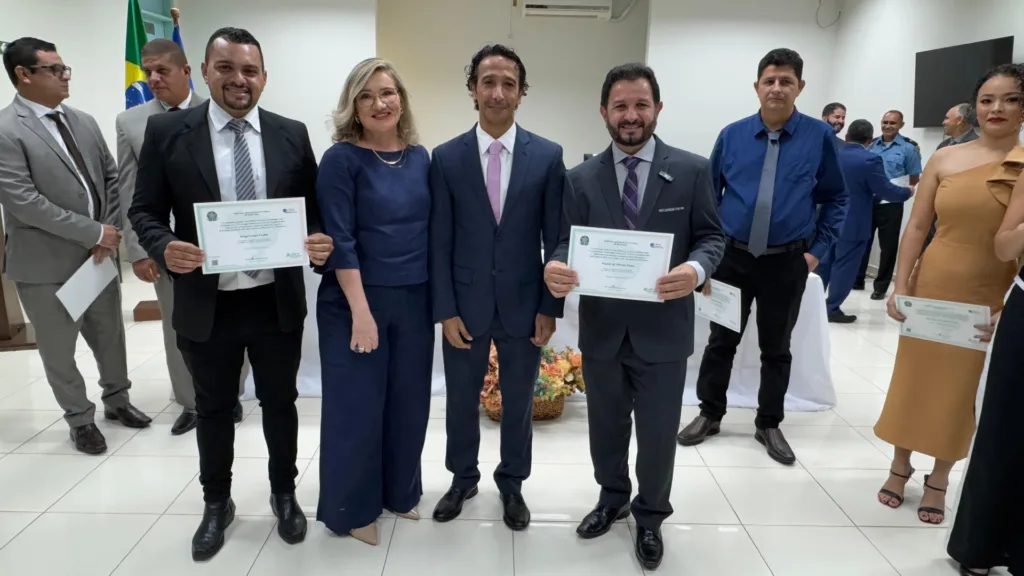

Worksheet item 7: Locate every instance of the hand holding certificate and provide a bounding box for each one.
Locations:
[561,226,676,302]
[194,198,310,274]
[894,295,992,351]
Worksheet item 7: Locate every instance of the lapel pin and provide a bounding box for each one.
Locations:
[659,171,674,182]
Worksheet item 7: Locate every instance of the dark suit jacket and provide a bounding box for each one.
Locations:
[837,143,912,241]
[429,124,565,339]
[127,101,321,343]
[550,137,726,363]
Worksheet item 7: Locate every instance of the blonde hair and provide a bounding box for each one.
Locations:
[331,58,419,146]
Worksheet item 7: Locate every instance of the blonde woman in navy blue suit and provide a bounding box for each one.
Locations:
[316,59,433,546]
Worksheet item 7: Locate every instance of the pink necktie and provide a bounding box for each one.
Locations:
[486,140,504,222]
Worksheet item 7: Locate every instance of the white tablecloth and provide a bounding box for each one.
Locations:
[246,270,835,412]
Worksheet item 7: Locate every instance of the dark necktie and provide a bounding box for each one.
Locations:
[622,156,641,230]
[168,106,180,112]
[46,112,100,219]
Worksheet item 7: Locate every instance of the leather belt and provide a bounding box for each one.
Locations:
[727,237,808,256]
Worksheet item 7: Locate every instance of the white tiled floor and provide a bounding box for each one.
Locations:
[0,273,1002,575]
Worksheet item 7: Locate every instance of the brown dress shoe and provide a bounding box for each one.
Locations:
[677,415,721,446]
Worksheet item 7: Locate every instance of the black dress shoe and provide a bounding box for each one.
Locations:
[852,282,865,290]
[170,409,197,436]
[677,415,721,446]
[828,311,857,324]
[233,402,244,424]
[270,493,307,544]
[104,403,152,428]
[432,485,478,522]
[870,291,887,301]
[634,525,664,570]
[576,504,629,539]
[69,424,107,455]
[755,427,796,465]
[500,492,531,531]
[192,498,235,561]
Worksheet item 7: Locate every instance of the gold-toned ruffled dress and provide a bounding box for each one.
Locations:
[874,147,1023,462]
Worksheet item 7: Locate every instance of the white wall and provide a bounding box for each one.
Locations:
[0,0,126,150]
[377,0,650,167]
[831,0,1024,269]
[647,0,843,158]
[174,0,377,159]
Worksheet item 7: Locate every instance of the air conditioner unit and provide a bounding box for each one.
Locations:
[522,0,614,20]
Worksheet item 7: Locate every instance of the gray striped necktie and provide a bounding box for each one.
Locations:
[227,118,261,279]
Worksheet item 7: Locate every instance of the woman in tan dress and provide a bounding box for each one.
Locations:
[874,64,1024,526]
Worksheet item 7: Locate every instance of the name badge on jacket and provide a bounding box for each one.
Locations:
[658,207,686,213]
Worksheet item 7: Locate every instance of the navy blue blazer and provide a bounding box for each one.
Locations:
[837,142,912,241]
[429,125,566,339]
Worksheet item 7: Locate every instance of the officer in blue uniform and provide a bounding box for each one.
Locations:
[854,110,921,299]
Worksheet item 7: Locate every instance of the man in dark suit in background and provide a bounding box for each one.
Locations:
[545,63,725,570]
[817,119,913,324]
[429,44,565,531]
[128,27,333,561]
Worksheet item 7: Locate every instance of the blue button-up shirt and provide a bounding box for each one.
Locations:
[868,134,922,180]
[709,110,849,261]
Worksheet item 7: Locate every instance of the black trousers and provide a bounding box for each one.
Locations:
[856,203,904,292]
[584,335,685,529]
[695,244,808,429]
[442,312,539,495]
[178,284,301,503]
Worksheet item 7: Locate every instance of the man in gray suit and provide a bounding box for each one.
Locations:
[545,63,725,571]
[0,37,151,454]
[115,39,245,436]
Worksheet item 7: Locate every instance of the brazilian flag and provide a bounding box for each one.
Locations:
[124,0,152,109]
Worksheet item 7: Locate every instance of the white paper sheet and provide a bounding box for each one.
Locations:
[56,257,119,322]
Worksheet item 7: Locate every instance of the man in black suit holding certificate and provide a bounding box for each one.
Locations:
[545,63,725,570]
[128,27,333,561]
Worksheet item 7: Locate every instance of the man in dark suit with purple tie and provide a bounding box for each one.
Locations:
[428,44,566,531]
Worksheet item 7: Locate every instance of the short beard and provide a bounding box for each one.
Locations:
[606,118,656,149]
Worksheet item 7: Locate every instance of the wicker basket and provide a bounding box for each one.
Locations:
[482,395,566,422]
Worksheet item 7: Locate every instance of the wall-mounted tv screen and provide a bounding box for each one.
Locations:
[914,36,1014,128]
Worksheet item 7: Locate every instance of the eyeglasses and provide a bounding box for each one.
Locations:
[29,64,72,79]
[356,91,400,109]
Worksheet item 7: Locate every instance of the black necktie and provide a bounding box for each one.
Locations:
[168,106,180,112]
[46,112,100,219]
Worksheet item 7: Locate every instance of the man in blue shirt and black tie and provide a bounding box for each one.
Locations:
[677,48,848,464]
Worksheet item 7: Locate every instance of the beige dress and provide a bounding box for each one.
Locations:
[874,148,1022,462]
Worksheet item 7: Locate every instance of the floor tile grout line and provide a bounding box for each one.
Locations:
[104,513,162,576]
[0,511,42,555]
[855,525,905,575]
[244,520,277,576]
[740,525,777,576]
[380,516,399,576]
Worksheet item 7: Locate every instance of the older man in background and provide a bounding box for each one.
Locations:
[937,102,978,150]
[116,38,246,437]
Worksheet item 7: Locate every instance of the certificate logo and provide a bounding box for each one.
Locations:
[282,208,298,214]
[206,211,218,222]
[579,235,590,246]
[650,242,663,249]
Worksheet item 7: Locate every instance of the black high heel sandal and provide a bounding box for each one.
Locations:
[877,467,915,508]
[918,473,947,524]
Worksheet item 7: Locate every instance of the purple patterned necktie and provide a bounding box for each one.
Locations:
[486,140,504,222]
[622,156,641,229]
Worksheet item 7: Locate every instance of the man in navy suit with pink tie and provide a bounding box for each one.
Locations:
[428,44,566,530]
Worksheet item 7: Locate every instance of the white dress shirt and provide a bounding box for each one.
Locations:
[208,100,274,291]
[476,122,516,213]
[17,94,104,246]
